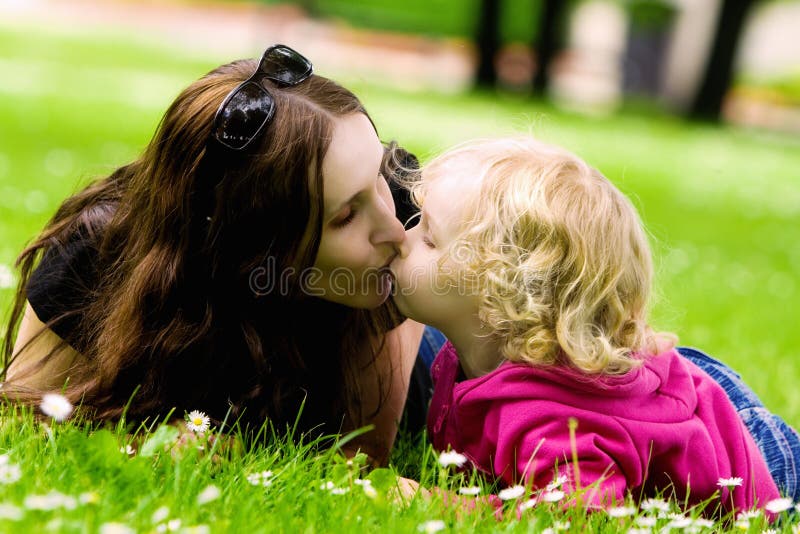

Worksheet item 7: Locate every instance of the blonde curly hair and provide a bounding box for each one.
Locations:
[412,137,674,375]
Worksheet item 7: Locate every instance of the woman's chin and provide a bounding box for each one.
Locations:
[326,278,393,309]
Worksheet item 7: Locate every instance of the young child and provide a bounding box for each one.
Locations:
[390,137,797,513]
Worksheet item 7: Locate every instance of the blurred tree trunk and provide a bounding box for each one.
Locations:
[300,0,319,18]
[688,0,760,121]
[532,0,567,97]
[475,0,501,87]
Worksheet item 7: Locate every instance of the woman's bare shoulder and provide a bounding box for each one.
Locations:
[6,301,81,391]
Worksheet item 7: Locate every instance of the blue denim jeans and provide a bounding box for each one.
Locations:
[417,326,447,369]
[678,346,800,501]
[413,327,800,500]
[402,327,446,435]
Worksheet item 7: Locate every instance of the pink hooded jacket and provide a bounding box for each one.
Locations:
[427,341,779,512]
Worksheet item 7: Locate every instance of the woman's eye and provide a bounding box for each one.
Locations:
[334,210,357,227]
[423,236,435,248]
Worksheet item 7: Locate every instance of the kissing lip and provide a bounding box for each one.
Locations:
[380,253,397,271]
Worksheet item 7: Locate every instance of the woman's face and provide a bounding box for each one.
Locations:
[307,113,405,309]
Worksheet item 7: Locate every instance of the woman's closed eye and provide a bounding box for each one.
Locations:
[331,173,386,228]
[333,208,357,227]
[423,235,435,248]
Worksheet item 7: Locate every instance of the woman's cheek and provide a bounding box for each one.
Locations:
[322,229,371,274]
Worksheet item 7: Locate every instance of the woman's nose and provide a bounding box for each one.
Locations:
[371,190,406,248]
[372,213,406,249]
[396,224,418,258]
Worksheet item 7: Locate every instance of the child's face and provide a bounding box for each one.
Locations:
[390,164,482,332]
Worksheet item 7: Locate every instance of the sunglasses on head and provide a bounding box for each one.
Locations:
[211,44,313,151]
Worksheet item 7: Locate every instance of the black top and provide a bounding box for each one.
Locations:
[26,229,102,353]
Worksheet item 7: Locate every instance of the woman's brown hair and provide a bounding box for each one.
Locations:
[2,58,399,436]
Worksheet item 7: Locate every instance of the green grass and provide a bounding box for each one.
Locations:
[1,22,799,532]
[0,406,790,532]
[263,0,543,42]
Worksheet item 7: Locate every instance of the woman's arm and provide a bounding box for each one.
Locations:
[6,301,80,391]
[344,318,425,466]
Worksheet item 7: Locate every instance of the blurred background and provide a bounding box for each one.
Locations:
[0,0,798,426]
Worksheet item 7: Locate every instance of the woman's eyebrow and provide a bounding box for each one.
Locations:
[327,191,360,219]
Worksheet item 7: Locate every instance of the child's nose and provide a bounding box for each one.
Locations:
[397,239,410,259]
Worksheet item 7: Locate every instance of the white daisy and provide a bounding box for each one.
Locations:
[196,484,221,505]
[40,393,73,421]
[438,450,467,468]
[0,504,23,521]
[540,489,565,503]
[0,463,21,484]
[666,517,693,529]
[457,486,481,496]
[519,499,538,511]
[247,470,273,487]
[497,485,526,501]
[120,445,135,455]
[765,497,794,514]
[351,478,376,497]
[330,487,349,495]
[79,491,100,505]
[607,506,636,517]
[736,509,762,520]
[185,410,210,433]
[155,519,182,533]
[640,497,671,513]
[717,476,743,488]
[0,264,15,289]
[635,516,657,527]
[546,475,568,491]
[418,520,446,533]
[24,491,76,511]
[99,523,135,534]
[734,518,750,530]
[152,506,170,523]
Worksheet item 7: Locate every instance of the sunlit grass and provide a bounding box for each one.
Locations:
[0,22,799,532]
[0,403,796,532]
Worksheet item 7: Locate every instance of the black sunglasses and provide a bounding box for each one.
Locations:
[211,44,313,151]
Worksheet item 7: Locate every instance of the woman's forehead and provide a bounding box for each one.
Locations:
[321,113,382,215]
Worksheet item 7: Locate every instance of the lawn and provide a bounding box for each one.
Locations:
[0,22,799,533]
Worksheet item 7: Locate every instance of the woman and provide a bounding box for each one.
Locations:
[1,45,425,464]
